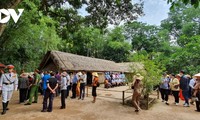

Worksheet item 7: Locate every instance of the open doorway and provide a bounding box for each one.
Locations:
[87,72,92,85]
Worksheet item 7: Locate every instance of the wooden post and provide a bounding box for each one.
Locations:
[122,91,125,105]
[146,94,149,110]
[87,86,89,97]
[157,88,159,99]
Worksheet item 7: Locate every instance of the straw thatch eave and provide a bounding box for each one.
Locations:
[117,62,144,73]
[39,50,124,72]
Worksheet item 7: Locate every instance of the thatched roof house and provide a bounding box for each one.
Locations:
[39,50,127,72]
[39,51,144,84]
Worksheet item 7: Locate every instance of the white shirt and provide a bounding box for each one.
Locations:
[66,75,71,86]
[82,74,87,83]
[189,78,196,89]
[60,76,69,90]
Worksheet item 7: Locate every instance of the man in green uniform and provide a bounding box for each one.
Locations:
[25,69,40,105]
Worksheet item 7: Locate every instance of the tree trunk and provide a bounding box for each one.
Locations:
[0,0,22,37]
[0,24,7,37]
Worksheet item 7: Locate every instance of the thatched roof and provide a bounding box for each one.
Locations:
[39,51,123,72]
[117,62,144,73]
[39,51,143,72]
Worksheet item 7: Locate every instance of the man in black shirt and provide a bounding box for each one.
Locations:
[41,72,58,112]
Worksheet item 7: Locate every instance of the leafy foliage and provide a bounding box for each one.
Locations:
[61,26,105,58]
[2,0,200,79]
[39,0,144,30]
[130,52,163,95]
[85,0,144,29]
[168,35,200,74]
[0,0,61,72]
[102,27,131,62]
[124,22,160,52]
[168,0,200,9]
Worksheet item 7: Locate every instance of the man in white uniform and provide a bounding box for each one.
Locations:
[0,65,18,115]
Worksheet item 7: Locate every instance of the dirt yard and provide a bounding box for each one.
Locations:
[0,87,199,120]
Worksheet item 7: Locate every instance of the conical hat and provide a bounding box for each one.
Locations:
[194,73,200,77]
[92,72,98,77]
[77,72,83,76]
[133,73,144,81]
[62,71,67,76]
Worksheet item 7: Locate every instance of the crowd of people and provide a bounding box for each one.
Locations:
[104,72,127,88]
[0,65,99,115]
[159,70,200,112]
[1,64,200,115]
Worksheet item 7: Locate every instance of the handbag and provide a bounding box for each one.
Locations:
[174,85,179,89]
[97,82,100,87]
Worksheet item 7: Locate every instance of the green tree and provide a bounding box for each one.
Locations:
[0,0,61,72]
[102,27,131,62]
[161,4,200,45]
[130,52,163,96]
[167,0,200,9]
[60,26,105,58]
[124,22,160,53]
[84,0,144,29]
[168,35,200,74]
[39,0,144,29]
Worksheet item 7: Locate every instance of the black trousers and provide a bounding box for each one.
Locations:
[66,85,71,98]
[172,91,179,103]
[19,88,28,103]
[92,86,97,97]
[160,88,170,101]
[42,91,54,112]
[196,92,200,111]
[80,83,85,99]
[72,83,77,98]
[26,89,31,100]
[61,90,66,107]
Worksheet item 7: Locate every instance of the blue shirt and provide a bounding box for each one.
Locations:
[42,74,50,90]
[72,74,78,84]
[105,74,111,80]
